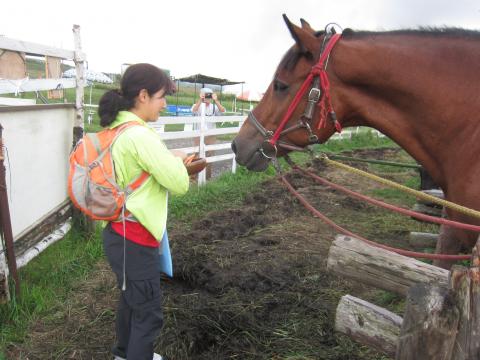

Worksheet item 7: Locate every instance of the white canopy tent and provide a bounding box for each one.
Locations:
[63,68,113,84]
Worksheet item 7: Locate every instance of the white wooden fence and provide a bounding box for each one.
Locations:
[150,115,245,185]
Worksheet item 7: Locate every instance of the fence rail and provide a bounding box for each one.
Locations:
[151,115,244,184]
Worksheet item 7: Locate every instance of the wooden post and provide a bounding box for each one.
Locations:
[450,237,480,360]
[335,295,402,357]
[0,125,21,298]
[327,235,449,296]
[396,283,459,359]
[198,113,206,185]
[72,24,85,145]
[71,24,94,234]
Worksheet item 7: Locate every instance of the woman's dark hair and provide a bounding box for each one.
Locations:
[98,63,175,127]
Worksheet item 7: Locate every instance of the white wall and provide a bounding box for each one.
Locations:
[0,104,74,239]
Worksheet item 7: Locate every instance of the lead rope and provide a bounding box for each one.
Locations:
[121,204,126,291]
[320,154,480,219]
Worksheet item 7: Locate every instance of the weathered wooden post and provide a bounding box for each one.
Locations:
[395,283,459,359]
[72,24,85,146]
[71,24,94,234]
[450,238,480,360]
[0,124,21,299]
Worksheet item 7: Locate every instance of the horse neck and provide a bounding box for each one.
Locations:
[330,34,480,188]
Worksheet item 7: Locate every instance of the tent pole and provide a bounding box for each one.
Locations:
[176,79,179,116]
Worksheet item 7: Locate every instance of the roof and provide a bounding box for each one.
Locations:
[177,73,244,86]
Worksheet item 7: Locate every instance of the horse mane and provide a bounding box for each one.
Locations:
[343,27,480,39]
[279,27,480,71]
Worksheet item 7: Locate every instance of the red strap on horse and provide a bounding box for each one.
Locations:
[269,34,342,146]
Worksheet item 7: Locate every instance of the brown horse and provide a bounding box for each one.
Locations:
[231,15,480,269]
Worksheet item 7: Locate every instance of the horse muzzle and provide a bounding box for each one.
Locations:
[231,137,271,171]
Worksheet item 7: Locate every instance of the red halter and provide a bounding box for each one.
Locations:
[269,33,342,146]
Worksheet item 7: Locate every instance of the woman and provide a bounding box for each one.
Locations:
[98,63,189,360]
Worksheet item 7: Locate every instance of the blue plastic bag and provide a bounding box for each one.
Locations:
[158,230,173,277]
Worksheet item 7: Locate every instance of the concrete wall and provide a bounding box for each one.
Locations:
[0,104,74,240]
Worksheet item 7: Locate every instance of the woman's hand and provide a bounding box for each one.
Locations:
[183,154,196,165]
[170,150,187,161]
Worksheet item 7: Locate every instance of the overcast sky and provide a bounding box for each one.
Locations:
[2,0,480,92]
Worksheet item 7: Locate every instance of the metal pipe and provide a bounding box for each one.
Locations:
[0,124,20,298]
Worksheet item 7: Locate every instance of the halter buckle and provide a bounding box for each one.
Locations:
[308,87,322,103]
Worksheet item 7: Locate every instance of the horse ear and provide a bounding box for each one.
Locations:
[300,18,315,34]
[283,14,317,56]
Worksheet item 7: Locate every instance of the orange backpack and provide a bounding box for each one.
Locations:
[68,122,149,221]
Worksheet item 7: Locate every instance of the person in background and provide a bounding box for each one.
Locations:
[191,87,225,179]
[98,63,190,360]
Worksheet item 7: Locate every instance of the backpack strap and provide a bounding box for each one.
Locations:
[111,121,151,193]
[125,171,150,195]
[87,132,102,154]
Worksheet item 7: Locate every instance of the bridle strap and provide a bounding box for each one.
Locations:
[245,31,341,160]
[248,111,273,139]
[269,33,342,145]
[248,112,305,153]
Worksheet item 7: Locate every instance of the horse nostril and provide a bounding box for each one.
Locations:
[231,140,237,154]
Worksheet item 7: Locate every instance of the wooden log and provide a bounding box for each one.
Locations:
[450,237,480,360]
[395,283,459,359]
[408,232,439,249]
[327,235,449,296]
[421,189,445,200]
[412,203,443,217]
[335,294,402,358]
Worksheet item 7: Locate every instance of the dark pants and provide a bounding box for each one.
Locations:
[103,225,163,360]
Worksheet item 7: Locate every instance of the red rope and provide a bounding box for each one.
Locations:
[296,166,480,233]
[280,175,471,261]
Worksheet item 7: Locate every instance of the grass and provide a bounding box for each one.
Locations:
[0,226,103,352]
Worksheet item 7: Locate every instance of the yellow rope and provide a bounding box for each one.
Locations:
[320,154,480,220]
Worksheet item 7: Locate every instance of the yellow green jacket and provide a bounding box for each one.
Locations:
[109,111,189,240]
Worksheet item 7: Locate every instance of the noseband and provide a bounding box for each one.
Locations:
[247,31,342,159]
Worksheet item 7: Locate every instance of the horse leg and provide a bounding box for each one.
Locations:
[433,224,462,269]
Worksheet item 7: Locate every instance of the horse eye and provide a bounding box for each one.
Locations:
[273,79,289,92]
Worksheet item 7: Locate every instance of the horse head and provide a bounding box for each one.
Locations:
[232,15,343,171]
